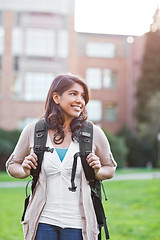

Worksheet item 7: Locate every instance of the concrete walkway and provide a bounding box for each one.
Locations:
[0,181,28,188]
[0,172,160,188]
[111,171,160,181]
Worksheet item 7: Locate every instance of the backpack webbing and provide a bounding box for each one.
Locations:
[22,119,110,239]
[79,121,95,182]
[21,119,52,221]
[78,121,110,240]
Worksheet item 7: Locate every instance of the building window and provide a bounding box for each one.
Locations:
[12,72,54,101]
[13,56,20,70]
[105,103,117,122]
[0,56,1,69]
[0,28,4,55]
[25,28,55,57]
[12,73,21,97]
[86,42,116,58]
[57,30,69,58]
[12,27,23,55]
[0,11,3,26]
[19,117,38,130]
[14,12,21,27]
[24,72,54,101]
[0,73,2,95]
[87,100,102,122]
[86,68,102,89]
[103,69,117,89]
[86,68,117,89]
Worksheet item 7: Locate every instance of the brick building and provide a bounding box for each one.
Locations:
[0,0,146,133]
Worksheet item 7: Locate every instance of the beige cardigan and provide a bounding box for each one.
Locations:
[6,122,117,240]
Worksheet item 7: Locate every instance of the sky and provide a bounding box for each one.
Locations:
[75,0,160,36]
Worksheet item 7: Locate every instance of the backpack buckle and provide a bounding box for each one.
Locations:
[36,133,43,138]
[34,145,41,151]
[81,132,91,137]
[45,147,54,153]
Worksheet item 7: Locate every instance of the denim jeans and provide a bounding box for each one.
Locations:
[34,223,83,240]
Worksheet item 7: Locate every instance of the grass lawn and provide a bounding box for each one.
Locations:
[102,179,160,240]
[0,188,24,240]
[0,178,159,240]
[0,171,31,182]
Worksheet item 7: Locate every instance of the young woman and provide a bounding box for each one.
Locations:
[6,73,117,240]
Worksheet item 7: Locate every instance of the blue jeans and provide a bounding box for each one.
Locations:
[35,223,83,240]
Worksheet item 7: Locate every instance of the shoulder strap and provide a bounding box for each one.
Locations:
[68,121,109,239]
[68,121,94,191]
[31,119,48,177]
[79,121,95,183]
[80,121,110,240]
[21,119,52,221]
[31,119,52,193]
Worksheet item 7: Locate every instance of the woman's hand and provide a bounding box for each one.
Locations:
[86,153,115,180]
[86,153,101,173]
[22,153,38,176]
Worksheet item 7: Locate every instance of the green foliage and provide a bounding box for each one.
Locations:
[135,31,160,123]
[135,30,160,146]
[103,129,128,168]
[0,129,21,171]
[138,92,160,141]
[118,126,157,167]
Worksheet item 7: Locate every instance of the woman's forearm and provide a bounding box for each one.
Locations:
[8,163,30,179]
[95,166,116,180]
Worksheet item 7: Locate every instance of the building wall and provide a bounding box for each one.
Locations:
[68,31,137,133]
[0,2,146,133]
[0,1,74,129]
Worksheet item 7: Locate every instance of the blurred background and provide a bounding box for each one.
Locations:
[0,0,160,170]
[0,1,160,240]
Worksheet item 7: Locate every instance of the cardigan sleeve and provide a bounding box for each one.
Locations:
[6,122,35,175]
[93,124,117,167]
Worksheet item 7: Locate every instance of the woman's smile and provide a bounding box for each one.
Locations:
[70,104,82,112]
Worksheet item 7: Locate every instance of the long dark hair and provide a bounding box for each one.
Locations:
[44,73,90,144]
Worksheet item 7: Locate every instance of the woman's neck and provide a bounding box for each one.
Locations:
[49,128,72,148]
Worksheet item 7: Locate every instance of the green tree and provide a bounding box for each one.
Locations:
[118,126,157,167]
[139,92,160,141]
[135,30,160,124]
[103,129,128,168]
[0,129,21,171]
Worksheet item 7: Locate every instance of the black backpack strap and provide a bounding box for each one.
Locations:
[68,121,110,239]
[68,121,94,191]
[79,121,95,184]
[68,152,80,192]
[31,119,53,193]
[22,118,49,221]
[79,121,110,240]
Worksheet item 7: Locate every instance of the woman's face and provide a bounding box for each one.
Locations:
[53,82,86,122]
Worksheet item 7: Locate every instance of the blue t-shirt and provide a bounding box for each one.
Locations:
[55,148,68,162]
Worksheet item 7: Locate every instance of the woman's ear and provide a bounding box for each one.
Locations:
[52,92,60,105]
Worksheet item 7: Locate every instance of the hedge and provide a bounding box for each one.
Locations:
[0,129,21,171]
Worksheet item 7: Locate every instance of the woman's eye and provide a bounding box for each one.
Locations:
[70,92,76,96]
[81,95,85,99]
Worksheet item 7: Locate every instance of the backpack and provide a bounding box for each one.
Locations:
[21,119,110,240]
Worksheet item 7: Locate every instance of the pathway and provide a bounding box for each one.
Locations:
[0,172,160,188]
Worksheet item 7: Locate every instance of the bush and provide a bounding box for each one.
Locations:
[0,129,21,171]
[118,126,157,167]
[103,129,128,168]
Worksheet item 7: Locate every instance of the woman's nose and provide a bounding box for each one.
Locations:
[76,95,83,103]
